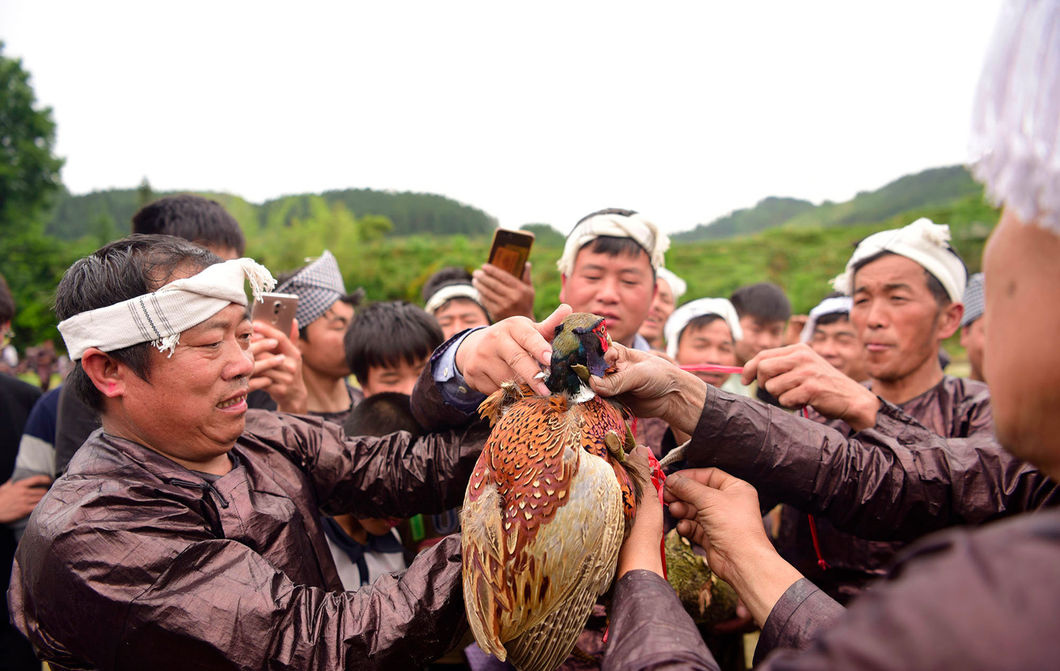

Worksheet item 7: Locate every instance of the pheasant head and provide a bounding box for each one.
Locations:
[545,312,612,400]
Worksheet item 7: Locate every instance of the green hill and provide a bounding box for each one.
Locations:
[44,187,497,241]
[675,165,983,241]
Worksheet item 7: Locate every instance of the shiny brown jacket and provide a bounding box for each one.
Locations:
[9,409,488,670]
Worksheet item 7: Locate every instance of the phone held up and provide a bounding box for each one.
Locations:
[251,292,299,336]
[487,229,535,278]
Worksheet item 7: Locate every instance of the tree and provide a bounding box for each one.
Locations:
[0,42,67,349]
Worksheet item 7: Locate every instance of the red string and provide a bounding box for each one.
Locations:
[800,406,830,571]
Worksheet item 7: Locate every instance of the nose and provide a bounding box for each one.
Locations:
[862,298,888,330]
[225,341,255,381]
[595,277,620,305]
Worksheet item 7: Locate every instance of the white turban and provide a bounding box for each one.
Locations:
[832,218,967,303]
[656,267,688,303]
[58,258,276,360]
[424,283,484,315]
[557,211,669,276]
[663,298,743,358]
[799,296,853,343]
[971,0,1060,233]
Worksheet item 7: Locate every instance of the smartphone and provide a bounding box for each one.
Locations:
[487,229,535,277]
[251,292,299,335]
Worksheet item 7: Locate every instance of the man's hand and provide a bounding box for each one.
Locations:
[0,474,51,523]
[743,343,880,431]
[454,305,571,396]
[616,446,664,579]
[249,320,308,413]
[473,262,536,321]
[665,468,803,627]
[589,345,706,436]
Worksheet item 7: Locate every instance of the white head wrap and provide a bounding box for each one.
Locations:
[831,218,967,303]
[799,296,853,343]
[557,211,669,276]
[656,267,688,303]
[663,298,743,358]
[58,258,275,360]
[424,283,485,316]
[970,0,1060,233]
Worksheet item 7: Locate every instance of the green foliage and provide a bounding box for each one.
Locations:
[0,42,70,348]
[674,197,815,242]
[519,223,565,246]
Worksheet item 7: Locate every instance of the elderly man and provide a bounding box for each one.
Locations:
[7,234,559,670]
[595,4,1060,666]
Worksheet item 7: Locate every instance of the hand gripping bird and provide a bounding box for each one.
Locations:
[461,313,643,671]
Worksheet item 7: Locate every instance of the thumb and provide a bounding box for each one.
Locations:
[521,262,532,283]
[664,472,717,510]
[536,304,572,342]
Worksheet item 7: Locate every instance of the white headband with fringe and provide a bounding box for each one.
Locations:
[656,267,688,302]
[557,211,669,276]
[664,298,743,358]
[800,296,853,343]
[58,258,275,360]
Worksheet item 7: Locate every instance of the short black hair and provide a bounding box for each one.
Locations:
[678,313,728,346]
[0,274,14,325]
[55,235,221,411]
[850,250,964,308]
[344,301,444,385]
[815,312,850,328]
[342,391,423,438]
[730,283,792,323]
[132,194,246,256]
[422,266,473,303]
[571,208,656,279]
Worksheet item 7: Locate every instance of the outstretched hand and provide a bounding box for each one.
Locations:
[743,343,880,430]
[664,468,803,627]
[454,304,572,396]
[589,344,706,436]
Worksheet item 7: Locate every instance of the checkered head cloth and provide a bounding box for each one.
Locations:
[276,250,348,328]
[961,273,985,327]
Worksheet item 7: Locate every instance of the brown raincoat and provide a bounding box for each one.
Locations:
[8,408,488,670]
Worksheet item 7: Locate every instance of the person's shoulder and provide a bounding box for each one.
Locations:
[0,372,42,406]
[941,375,991,402]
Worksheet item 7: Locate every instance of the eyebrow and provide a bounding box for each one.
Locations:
[854,281,915,294]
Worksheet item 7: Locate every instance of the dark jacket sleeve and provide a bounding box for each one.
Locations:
[244,410,488,519]
[685,386,1058,541]
[755,579,845,662]
[12,496,468,670]
[602,570,718,671]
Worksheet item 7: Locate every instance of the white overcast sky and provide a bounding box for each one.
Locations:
[1,1,1003,234]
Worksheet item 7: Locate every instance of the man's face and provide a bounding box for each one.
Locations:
[810,317,869,382]
[559,246,655,347]
[734,316,785,365]
[983,209,1060,474]
[361,356,428,397]
[298,300,354,379]
[960,318,986,382]
[115,303,254,471]
[850,254,959,383]
[639,277,676,345]
[433,298,490,341]
[674,319,737,388]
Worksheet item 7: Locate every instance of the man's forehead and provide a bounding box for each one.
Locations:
[573,247,652,273]
[185,303,248,334]
[853,254,930,291]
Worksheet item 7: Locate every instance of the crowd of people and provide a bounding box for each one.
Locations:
[0,1,1058,669]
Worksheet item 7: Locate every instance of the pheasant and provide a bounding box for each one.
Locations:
[461,312,642,671]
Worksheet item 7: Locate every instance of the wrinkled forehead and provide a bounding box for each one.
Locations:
[851,252,933,291]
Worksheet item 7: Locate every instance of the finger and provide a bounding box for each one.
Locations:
[535,304,572,350]
[666,500,697,520]
[248,376,272,392]
[16,475,52,488]
[472,280,506,305]
[500,338,549,395]
[249,338,279,356]
[521,262,532,283]
[252,353,286,377]
[760,368,809,405]
[664,472,719,509]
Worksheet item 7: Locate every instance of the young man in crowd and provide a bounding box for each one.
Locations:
[345,300,443,397]
[10,234,570,669]
[422,267,491,340]
[639,267,687,352]
[724,282,791,403]
[801,294,868,383]
[960,272,986,382]
[271,250,364,424]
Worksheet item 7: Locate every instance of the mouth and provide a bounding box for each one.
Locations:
[865,342,892,353]
[216,393,248,411]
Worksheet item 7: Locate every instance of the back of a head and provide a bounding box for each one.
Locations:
[342,391,422,438]
[132,194,246,257]
[0,274,14,326]
[344,301,444,384]
[730,283,792,323]
[56,235,221,411]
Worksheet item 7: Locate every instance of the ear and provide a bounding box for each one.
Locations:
[936,301,964,340]
[79,348,129,401]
